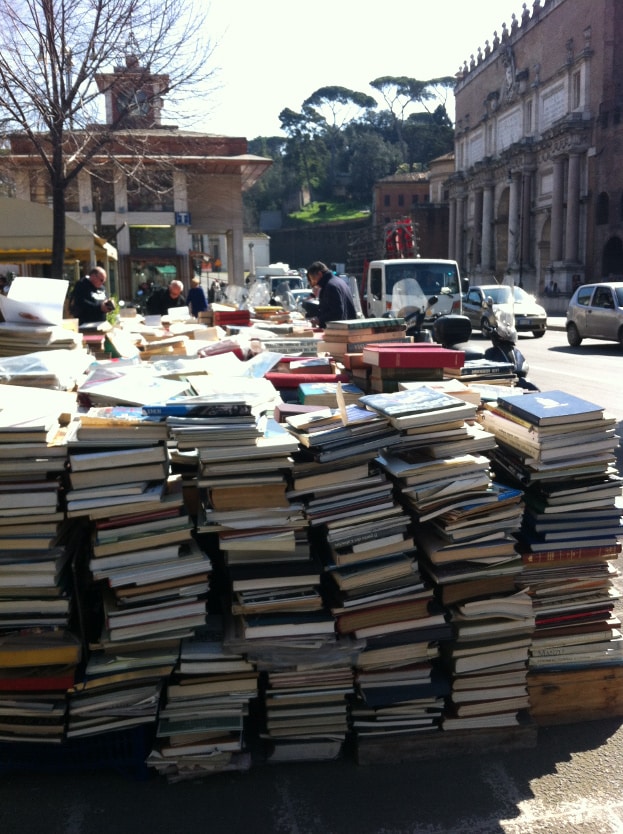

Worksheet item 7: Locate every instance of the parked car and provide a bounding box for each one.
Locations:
[512,285,547,337]
[566,281,623,346]
[462,284,515,336]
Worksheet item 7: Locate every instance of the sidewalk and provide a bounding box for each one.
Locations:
[547,316,566,331]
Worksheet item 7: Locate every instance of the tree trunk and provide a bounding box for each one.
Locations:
[51,149,67,280]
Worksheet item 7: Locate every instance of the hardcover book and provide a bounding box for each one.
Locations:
[495,389,604,427]
[362,344,465,369]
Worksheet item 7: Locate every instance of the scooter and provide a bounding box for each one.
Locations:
[483,322,539,391]
[387,278,438,343]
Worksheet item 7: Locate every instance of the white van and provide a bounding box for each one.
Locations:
[365,258,465,322]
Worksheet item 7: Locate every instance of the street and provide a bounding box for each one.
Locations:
[1,326,623,834]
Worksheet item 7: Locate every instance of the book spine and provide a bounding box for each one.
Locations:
[521,544,621,563]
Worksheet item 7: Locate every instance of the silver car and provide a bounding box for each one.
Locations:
[566,282,623,346]
[462,284,515,336]
[512,286,547,337]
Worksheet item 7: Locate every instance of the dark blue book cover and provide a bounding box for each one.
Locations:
[496,390,603,426]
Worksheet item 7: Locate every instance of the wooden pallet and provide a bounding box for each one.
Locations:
[528,665,623,725]
[356,721,537,765]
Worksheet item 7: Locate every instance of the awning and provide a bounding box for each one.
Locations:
[0,197,118,264]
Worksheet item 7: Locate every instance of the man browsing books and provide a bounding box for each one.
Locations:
[306,261,357,328]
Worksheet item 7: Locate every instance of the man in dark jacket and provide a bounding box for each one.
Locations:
[306,261,357,327]
[145,280,187,316]
[70,266,115,325]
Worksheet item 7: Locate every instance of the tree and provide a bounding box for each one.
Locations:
[0,0,214,278]
[303,86,376,196]
[370,75,454,165]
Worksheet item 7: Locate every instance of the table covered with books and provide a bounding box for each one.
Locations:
[0,284,621,781]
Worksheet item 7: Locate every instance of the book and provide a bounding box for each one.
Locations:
[0,630,82,668]
[241,611,336,639]
[298,382,365,406]
[362,344,464,370]
[520,543,621,564]
[360,386,472,419]
[495,390,604,427]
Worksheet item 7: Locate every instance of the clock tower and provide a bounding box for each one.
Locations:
[96,53,169,127]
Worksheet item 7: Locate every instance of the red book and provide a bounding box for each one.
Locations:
[362,344,465,369]
[521,544,621,564]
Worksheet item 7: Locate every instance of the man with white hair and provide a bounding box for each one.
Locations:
[145,279,186,316]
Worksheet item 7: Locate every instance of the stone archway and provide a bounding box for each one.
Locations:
[602,236,623,279]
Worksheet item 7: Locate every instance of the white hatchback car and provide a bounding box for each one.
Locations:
[566,282,623,346]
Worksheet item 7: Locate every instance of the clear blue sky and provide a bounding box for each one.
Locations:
[191,0,526,139]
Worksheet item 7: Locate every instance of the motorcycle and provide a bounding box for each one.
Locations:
[386,277,538,388]
[483,321,539,391]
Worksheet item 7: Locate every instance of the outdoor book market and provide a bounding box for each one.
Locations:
[0,277,621,782]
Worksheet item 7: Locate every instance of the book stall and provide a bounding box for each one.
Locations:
[0,278,621,780]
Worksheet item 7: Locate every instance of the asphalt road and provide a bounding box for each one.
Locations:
[2,319,623,834]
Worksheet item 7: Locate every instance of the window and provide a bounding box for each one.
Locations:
[397,194,404,207]
[127,171,174,212]
[525,100,533,134]
[383,194,390,207]
[572,70,581,109]
[129,225,176,250]
[412,194,419,205]
[91,171,116,212]
[596,192,609,225]
[594,287,615,309]
[576,286,593,307]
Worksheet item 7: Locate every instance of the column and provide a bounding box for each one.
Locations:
[550,156,564,263]
[448,198,456,260]
[564,152,581,263]
[507,173,520,266]
[473,189,483,268]
[520,171,531,268]
[454,196,465,269]
[481,185,494,272]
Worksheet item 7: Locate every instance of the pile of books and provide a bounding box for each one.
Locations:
[361,342,465,393]
[147,616,255,780]
[479,389,623,723]
[316,317,408,365]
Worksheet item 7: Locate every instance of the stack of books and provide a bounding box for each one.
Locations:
[479,389,623,723]
[284,401,451,743]
[440,590,534,730]
[316,317,408,362]
[66,644,179,739]
[361,342,465,393]
[147,616,255,780]
[259,664,354,763]
[443,356,516,384]
[0,631,82,743]
[297,381,365,407]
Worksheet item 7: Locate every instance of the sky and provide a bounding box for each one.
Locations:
[190,0,528,139]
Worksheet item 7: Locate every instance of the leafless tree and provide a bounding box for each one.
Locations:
[0,0,216,278]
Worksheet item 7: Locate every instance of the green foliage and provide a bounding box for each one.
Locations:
[243,74,455,229]
[288,202,370,224]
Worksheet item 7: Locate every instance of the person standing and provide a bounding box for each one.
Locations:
[187,277,208,316]
[145,279,186,316]
[306,260,357,327]
[70,266,115,325]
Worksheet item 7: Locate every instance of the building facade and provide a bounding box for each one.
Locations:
[372,170,450,259]
[448,0,623,296]
[1,55,271,301]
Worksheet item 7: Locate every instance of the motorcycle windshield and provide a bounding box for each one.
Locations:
[391,278,429,318]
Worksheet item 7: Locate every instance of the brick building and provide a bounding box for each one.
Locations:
[448,0,623,296]
[372,170,450,259]
[1,55,271,301]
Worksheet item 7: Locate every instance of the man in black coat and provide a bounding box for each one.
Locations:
[70,266,115,325]
[145,280,187,316]
[306,261,357,327]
